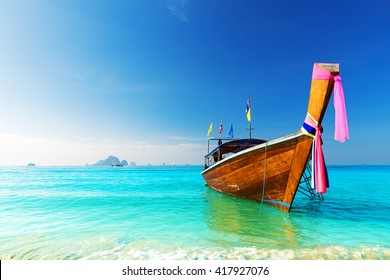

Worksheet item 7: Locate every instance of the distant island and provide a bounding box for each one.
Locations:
[93,155,129,166]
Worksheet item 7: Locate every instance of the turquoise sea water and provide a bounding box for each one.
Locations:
[0,165,389,260]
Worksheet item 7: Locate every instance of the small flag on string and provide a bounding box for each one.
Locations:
[218,122,223,135]
[246,98,251,122]
[207,123,213,137]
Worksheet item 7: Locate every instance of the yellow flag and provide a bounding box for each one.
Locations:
[207,123,213,136]
[246,99,251,122]
[246,108,251,122]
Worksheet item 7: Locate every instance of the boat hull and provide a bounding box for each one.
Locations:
[201,133,312,211]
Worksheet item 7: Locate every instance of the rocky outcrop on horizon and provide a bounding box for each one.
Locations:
[93,155,129,166]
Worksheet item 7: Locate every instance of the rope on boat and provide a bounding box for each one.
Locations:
[236,142,267,246]
[297,161,324,201]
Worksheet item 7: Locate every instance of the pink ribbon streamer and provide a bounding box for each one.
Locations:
[313,124,328,193]
[304,115,328,194]
[312,64,349,143]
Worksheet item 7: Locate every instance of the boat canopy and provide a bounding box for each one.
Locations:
[204,138,267,169]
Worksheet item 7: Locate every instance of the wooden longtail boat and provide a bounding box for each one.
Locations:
[201,63,340,212]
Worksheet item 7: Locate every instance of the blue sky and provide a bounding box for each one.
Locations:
[0,0,389,165]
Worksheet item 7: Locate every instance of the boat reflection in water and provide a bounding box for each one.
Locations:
[203,187,300,249]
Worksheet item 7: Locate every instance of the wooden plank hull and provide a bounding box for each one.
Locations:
[201,133,312,211]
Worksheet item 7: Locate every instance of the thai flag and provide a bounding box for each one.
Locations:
[218,122,223,134]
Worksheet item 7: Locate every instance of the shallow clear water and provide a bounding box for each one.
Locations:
[0,165,389,260]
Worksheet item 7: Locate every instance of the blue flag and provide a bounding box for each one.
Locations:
[228,124,234,138]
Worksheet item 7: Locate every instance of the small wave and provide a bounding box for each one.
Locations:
[93,244,390,260]
[4,239,388,260]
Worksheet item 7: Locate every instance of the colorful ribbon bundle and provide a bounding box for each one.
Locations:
[302,114,329,194]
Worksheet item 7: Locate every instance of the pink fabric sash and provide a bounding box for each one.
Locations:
[312,64,349,143]
[303,115,329,194]
[312,123,329,194]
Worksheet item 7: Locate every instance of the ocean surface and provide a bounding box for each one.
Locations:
[0,165,389,260]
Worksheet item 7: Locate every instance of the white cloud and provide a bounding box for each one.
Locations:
[168,6,188,22]
[167,0,189,22]
[0,134,205,166]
